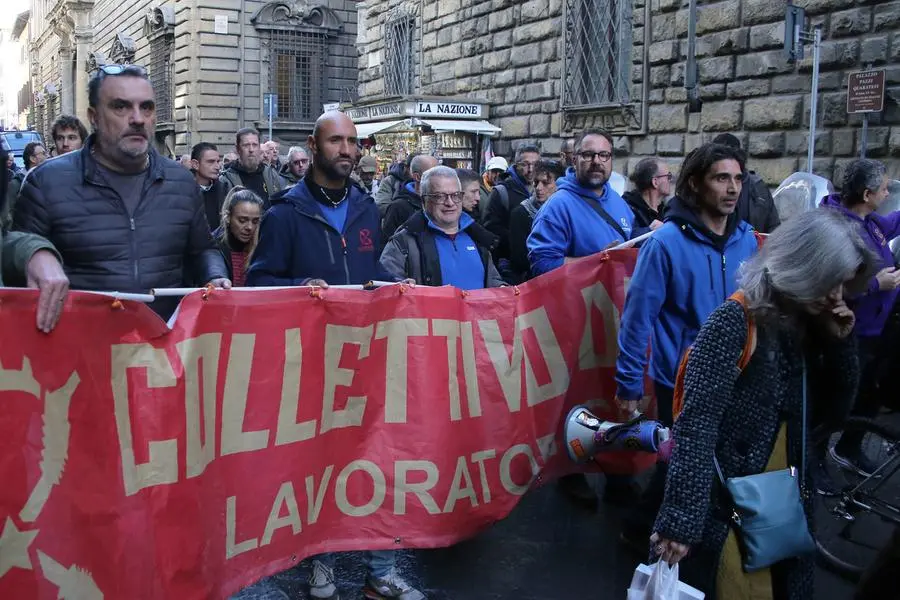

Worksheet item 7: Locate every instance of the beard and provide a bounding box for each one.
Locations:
[317,155,354,181]
[577,169,608,190]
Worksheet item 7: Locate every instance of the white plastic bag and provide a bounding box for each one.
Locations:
[627,561,705,600]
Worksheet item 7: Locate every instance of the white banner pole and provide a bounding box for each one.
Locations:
[80,291,156,303]
[151,281,399,297]
[608,230,654,251]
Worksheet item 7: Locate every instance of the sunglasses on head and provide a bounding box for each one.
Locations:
[94,64,148,77]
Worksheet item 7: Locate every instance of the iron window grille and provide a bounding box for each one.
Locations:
[384,16,415,96]
[267,29,328,122]
[563,0,632,109]
[145,8,175,126]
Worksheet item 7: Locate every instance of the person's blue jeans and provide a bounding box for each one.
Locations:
[313,550,395,578]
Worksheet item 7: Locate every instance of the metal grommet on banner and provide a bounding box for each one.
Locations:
[110,298,124,310]
[460,289,470,298]
[398,283,408,295]
[309,287,323,299]
[394,537,402,544]
[598,251,611,262]
[201,283,215,301]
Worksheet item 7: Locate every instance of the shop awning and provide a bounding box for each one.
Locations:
[421,119,502,136]
[355,120,408,138]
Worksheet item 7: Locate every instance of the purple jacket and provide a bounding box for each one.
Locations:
[822,194,900,337]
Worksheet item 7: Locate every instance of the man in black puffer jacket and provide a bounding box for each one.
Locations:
[13,65,229,319]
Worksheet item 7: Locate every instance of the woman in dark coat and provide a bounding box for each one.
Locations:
[651,209,877,599]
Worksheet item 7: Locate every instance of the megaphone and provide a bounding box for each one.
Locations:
[563,405,672,464]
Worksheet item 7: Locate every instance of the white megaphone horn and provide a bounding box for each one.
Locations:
[562,405,672,464]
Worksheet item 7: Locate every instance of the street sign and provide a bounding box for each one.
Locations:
[323,102,340,112]
[263,93,278,119]
[847,69,885,114]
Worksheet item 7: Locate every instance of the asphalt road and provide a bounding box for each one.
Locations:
[232,470,862,600]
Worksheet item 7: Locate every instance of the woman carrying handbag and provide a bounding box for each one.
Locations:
[649,209,877,599]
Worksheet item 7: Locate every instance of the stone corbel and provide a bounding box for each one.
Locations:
[108,32,136,64]
[86,51,108,73]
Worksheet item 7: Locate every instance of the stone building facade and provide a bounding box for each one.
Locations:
[357,0,900,185]
[26,0,359,156]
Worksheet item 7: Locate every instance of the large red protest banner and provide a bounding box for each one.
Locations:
[0,251,649,600]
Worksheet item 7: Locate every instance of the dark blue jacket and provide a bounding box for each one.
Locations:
[246,180,396,286]
[615,197,759,399]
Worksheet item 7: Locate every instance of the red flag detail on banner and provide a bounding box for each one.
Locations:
[0,250,651,599]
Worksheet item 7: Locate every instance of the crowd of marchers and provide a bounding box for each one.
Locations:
[0,64,898,600]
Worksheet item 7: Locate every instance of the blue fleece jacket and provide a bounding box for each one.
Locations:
[427,212,486,290]
[821,195,900,337]
[615,199,759,400]
[246,180,396,286]
[527,169,636,275]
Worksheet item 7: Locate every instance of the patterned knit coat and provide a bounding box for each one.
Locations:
[653,299,859,598]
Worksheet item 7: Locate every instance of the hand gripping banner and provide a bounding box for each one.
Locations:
[0,250,651,599]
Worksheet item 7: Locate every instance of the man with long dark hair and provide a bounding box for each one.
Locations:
[616,142,760,548]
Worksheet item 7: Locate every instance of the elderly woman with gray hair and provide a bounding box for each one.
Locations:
[650,208,876,599]
[821,158,899,477]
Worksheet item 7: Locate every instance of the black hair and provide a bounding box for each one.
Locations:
[88,65,150,109]
[711,133,742,149]
[191,142,219,162]
[630,157,662,192]
[23,142,44,170]
[535,159,565,181]
[514,144,541,162]
[675,143,746,208]
[455,168,480,187]
[51,115,88,143]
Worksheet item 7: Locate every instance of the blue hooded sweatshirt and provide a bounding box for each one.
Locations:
[615,197,759,400]
[527,168,636,276]
[821,194,900,337]
[246,179,396,286]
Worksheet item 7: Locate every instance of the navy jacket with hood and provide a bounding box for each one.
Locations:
[615,197,759,400]
[246,179,396,286]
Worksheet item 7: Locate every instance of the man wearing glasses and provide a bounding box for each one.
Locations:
[623,157,673,231]
[12,64,229,319]
[281,146,311,186]
[483,144,541,266]
[380,165,505,289]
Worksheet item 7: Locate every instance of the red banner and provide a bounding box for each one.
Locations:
[0,251,649,600]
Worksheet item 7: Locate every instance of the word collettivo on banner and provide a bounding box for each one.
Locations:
[0,251,652,600]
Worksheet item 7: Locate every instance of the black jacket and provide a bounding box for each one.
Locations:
[201,179,228,232]
[507,197,543,284]
[623,189,666,231]
[12,136,227,318]
[736,171,780,233]
[483,168,531,261]
[381,182,423,241]
[379,211,504,287]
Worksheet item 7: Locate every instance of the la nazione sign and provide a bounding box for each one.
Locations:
[345,99,487,122]
[847,69,886,114]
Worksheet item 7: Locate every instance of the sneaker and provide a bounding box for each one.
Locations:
[363,569,425,600]
[830,446,881,478]
[556,473,598,511]
[308,560,340,600]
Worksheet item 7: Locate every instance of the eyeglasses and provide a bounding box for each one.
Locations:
[94,64,148,77]
[424,192,464,205]
[654,173,675,182]
[576,151,613,163]
[516,161,540,169]
[291,159,309,166]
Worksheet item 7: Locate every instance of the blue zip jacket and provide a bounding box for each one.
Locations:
[427,212,486,290]
[527,169,636,275]
[246,179,396,286]
[615,198,759,400]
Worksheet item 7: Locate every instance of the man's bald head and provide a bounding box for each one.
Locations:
[410,154,439,193]
[308,110,360,184]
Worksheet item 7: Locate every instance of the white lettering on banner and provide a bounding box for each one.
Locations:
[394,460,441,515]
[112,343,179,497]
[225,495,259,558]
[432,319,464,421]
[276,328,317,446]
[334,459,386,517]
[261,482,302,547]
[221,334,270,455]
[321,325,373,434]
[578,282,621,370]
[225,443,554,556]
[459,322,481,417]
[374,319,429,424]
[177,334,221,479]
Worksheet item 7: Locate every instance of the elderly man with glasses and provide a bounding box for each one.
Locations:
[12,64,229,319]
[380,165,505,289]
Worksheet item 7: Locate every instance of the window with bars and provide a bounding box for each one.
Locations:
[384,17,415,96]
[563,0,631,109]
[267,30,327,122]
[149,37,174,124]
